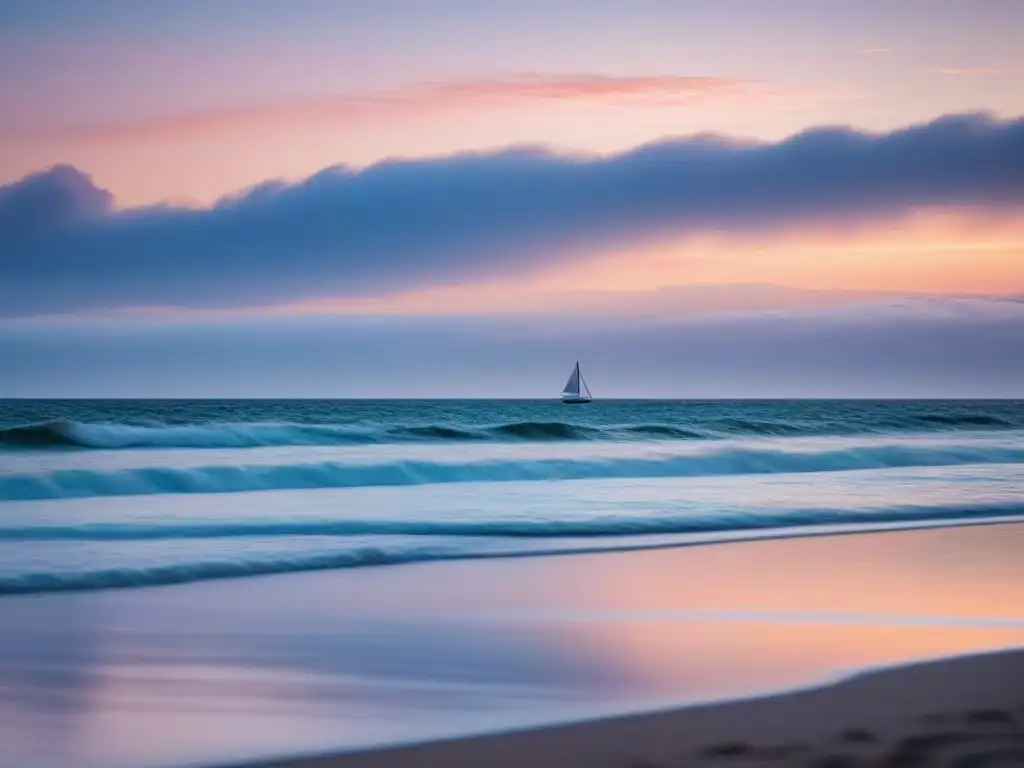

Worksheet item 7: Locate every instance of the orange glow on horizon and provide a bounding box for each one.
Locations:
[269,206,1024,317]
[566,207,1024,294]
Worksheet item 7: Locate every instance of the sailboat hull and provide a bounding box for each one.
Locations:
[560,396,593,404]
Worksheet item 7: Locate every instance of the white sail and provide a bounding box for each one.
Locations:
[562,362,581,396]
[579,370,592,399]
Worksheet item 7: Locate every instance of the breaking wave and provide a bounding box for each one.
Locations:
[5,439,1024,501]
[5,501,1024,542]
[1,501,1021,594]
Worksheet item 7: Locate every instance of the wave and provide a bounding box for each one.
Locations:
[490,421,603,440]
[5,439,1024,501]
[0,545,456,595]
[0,419,708,449]
[5,501,1024,543]
[0,411,1018,450]
[914,414,1011,427]
[619,424,706,439]
[2,502,1022,594]
[0,420,381,449]
[0,419,618,449]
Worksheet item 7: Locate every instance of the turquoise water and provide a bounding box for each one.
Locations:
[1,399,1023,593]
[2,399,1024,768]
[4,399,1023,446]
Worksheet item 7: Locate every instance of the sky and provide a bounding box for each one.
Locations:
[1,0,1023,397]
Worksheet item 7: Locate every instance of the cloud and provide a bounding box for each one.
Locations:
[925,67,1006,75]
[3,74,755,143]
[0,163,112,240]
[3,298,1022,398]
[860,47,895,54]
[2,111,1024,318]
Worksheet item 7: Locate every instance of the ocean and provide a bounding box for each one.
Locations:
[2,399,1024,596]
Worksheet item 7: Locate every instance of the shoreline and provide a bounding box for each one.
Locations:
[241,648,1024,767]
[4,513,1024,597]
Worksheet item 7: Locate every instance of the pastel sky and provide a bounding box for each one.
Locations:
[1,0,1023,396]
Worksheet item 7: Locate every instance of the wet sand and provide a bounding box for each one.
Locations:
[2,522,1023,768]
[255,648,1024,767]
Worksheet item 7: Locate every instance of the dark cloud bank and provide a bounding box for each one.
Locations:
[2,112,1024,317]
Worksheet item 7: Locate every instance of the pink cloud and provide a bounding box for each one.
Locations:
[925,67,1007,76]
[6,74,759,144]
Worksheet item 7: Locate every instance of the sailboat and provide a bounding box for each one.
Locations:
[560,361,593,404]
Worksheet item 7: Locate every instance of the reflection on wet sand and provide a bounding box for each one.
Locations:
[1,523,1023,768]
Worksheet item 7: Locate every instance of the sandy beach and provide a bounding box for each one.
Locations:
[257,648,1024,768]
[4,520,1022,768]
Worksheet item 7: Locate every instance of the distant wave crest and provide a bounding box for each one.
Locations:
[0,419,711,449]
[914,414,1011,427]
[0,411,1018,450]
